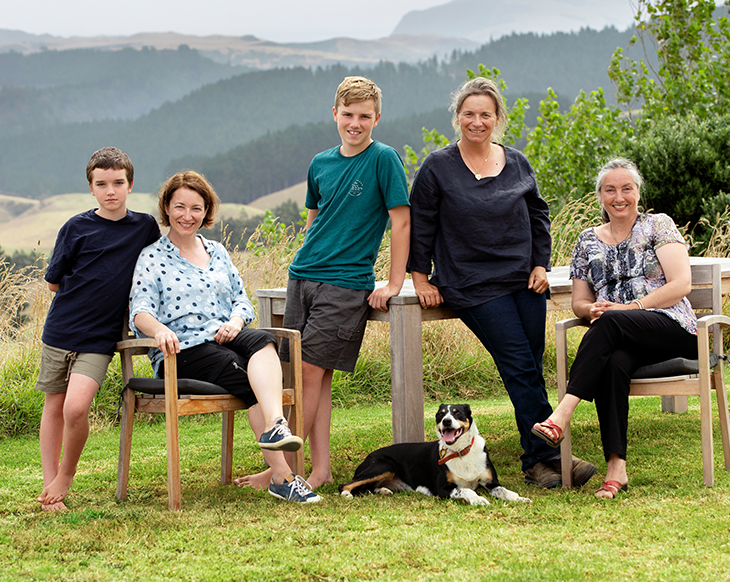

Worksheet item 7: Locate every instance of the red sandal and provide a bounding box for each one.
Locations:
[595,480,628,499]
[531,419,564,448]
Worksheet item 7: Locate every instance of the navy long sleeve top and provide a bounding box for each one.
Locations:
[408,143,551,310]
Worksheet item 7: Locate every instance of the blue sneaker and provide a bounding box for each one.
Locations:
[268,474,321,503]
[258,418,303,452]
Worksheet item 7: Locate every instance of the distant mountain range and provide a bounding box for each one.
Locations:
[0,29,479,69]
[393,0,635,42]
[0,0,635,69]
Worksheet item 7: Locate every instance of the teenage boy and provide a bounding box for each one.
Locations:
[35,147,160,510]
[284,76,410,489]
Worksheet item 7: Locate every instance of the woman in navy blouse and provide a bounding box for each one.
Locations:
[129,171,320,503]
[408,77,596,490]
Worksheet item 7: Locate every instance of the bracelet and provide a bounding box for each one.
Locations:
[631,298,645,310]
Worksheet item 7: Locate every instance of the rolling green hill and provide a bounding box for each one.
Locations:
[0,192,262,254]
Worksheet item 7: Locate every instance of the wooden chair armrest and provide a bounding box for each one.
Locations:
[260,327,301,342]
[118,329,302,351]
[697,314,730,330]
[555,317,590,334]
[116,337,158,351]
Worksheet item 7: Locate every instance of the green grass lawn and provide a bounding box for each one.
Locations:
[2,396,730,581]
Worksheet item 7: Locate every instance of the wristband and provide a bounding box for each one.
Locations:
[631,298,644,310]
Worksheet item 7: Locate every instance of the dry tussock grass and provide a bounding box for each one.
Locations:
[233,224,301,292]
[697,208,730,257]
[0,261,49,365]
[549,192,602,266]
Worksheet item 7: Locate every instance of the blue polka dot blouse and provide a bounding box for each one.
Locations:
[129,235,255,374]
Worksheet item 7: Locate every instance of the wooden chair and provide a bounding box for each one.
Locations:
[556,262,730,487]
[115,327,305,510]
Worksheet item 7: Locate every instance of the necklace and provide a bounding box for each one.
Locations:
[609,222,632,244]
[460,142,491,180]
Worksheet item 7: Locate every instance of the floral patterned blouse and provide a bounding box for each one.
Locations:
[570,213,697,335]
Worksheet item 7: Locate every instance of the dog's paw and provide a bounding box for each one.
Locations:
[340,490,353,499]
[489,486,532,503]
[373,487,393,496]
[452,488,489,505]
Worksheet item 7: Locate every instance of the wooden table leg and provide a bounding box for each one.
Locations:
[389,302,425,443]
[257,296,273,328]
[662,395,689,413]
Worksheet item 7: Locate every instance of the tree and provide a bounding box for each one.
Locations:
[523,87,632,204]
[0,246,41,271]
[407,1,730,232]
[609,0,730,122]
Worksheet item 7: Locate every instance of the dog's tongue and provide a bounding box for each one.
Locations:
[440,429,459,442]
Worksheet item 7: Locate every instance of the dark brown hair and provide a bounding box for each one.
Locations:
[86,146,134,184]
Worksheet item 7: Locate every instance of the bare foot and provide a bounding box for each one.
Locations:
[306,472,334,490]
[38,474,73,505]
[41,501,68,511]
[234,468,273,490]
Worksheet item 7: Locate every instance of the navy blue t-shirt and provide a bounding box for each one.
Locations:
[43,209,160,355]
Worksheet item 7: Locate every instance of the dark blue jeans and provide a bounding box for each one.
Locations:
[456,288,557,471]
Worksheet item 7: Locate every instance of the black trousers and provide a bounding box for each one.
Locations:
[161,328,276,408]
[568,310,698,461]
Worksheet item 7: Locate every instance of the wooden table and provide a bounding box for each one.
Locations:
[257,257,730,444]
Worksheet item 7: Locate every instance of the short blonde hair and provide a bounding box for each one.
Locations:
[158,171,219,229]
[334,76,382,115]
[449,77,507,141]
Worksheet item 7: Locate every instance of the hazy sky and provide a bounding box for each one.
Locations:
[3,0,449,43]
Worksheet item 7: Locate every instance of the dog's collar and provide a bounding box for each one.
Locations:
[438,436,475,465]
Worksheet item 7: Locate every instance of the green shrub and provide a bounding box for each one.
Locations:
[624,113,730,245]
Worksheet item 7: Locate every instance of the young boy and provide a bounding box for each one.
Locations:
[35,147,160,510]
[284,76,410,489]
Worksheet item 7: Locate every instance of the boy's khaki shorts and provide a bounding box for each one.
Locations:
[35,343,113,394]
[281,279,370,373]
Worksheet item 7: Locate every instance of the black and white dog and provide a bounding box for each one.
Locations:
[340,404,531,505]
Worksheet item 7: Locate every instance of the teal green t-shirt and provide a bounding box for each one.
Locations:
[288,141,410,290]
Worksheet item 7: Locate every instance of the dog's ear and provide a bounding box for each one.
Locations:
[464,404,472,417]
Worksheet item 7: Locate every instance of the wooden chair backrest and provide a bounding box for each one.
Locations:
[685,263,722,316]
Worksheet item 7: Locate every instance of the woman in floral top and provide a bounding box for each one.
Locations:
[531,158,697,499]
